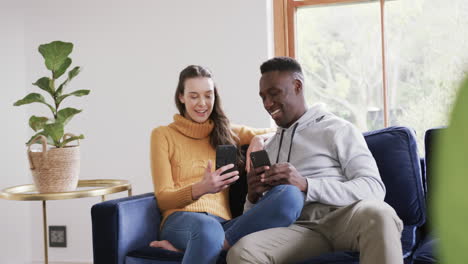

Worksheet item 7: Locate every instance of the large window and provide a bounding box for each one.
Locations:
[296,2,383,131]
[276,0,468,150]
[386,0,468,139]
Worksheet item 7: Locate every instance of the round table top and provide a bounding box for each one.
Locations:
[0,179,132,201]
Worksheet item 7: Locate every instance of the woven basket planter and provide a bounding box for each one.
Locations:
[27,135,80,193]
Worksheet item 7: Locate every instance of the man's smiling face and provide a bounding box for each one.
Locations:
[259,70,304,128]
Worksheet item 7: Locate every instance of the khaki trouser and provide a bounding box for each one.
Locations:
[227,200,404,264]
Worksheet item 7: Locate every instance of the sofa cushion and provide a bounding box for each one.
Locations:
[364,127,426,226]
[92,193,160,264]
[424,127,445,197]
[127,247,183,263]
[297,251,359,264]
[126,246,228,264]
[126,255,179,264]
[412,235,438,264]
[363,126,426,255]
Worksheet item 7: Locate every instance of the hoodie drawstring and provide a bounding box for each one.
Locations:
[275,130,285,163]
[287,123,299,162]
[276,122,299,163]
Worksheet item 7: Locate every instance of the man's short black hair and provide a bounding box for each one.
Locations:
[260,56,303,75]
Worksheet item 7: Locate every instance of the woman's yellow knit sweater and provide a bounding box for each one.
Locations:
[150,114,270,224]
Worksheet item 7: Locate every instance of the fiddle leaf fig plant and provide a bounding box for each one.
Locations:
[14,41,90,148]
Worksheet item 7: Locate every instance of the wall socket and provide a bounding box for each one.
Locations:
[49,225,67,247]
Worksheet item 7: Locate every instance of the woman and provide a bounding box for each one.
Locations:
[150,65,303,264]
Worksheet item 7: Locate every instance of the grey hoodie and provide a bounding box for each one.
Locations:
[245,104,385,211]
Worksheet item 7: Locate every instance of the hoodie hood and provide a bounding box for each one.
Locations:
[268,103,333,164]
[280,103,330,133]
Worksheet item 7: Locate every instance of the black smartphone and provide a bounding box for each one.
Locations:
[250,150,271,169]
[216,145,238,176]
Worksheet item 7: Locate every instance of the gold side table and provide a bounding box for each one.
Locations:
[0,179,132,264]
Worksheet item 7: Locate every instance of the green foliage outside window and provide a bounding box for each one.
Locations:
[296,0,468,152]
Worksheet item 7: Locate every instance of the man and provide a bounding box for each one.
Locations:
[227,57,403,264]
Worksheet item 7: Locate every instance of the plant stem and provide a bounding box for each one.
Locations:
[51,76,58,119]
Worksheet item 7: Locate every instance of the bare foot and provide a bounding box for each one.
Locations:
[149,240,182,252]
[223,239,231,250]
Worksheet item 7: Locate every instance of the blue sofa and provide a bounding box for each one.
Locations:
[410,127,442,264]
[91,126,436,264]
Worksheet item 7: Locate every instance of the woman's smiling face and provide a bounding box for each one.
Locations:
[179,77,215,123]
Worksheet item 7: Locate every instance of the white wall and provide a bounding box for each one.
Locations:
[1,0,272,263]
[0,1,33,264]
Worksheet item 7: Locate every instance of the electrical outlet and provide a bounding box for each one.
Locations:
[49,225,67,247]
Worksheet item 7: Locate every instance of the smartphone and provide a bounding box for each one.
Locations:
[216,145,238,176]
[250,150,271,169]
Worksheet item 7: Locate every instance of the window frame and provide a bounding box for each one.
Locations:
[273,0,389,127]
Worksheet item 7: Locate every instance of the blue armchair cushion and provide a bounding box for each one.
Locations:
[424,127,445,198]
[127,247,183,263]
[363,126,426,256]
[92,193,161,264]
[126,247,230,264]
[412,235,438,264]
[363,126,426,227]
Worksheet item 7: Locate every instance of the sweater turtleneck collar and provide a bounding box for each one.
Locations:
[169,114,214,139]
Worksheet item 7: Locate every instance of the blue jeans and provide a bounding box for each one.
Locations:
[160,184,304,264]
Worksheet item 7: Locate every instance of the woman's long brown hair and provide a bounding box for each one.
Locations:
[175,65,241,152]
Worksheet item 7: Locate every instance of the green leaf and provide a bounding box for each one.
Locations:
[70,89,90,96]
[56,66,81,96]
[33,77,54,95]
[38,41,73,72]
[14,93,46,106]
[57,80,69,96]
[25,131,54,146]
[57,107,82,125]
[53,57,72,79]
[13,93,56,114]
[68,66,81,80]
[29,116,48,132]
[57,89,90,105]
[60,134,84,147]
[43,122,64,146]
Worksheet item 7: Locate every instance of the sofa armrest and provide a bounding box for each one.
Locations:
[91,192,160,264]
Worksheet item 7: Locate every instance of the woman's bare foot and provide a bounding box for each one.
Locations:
[223,239,231,250]
[149,240,182,252]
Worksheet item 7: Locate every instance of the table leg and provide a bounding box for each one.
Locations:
[42,200,48,264]
[101,195,106,202]
[128,189,132,196]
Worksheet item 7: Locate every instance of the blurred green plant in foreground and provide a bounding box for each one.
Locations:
[434,75,468,263]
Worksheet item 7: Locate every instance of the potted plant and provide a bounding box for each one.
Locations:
[13,40,90,193]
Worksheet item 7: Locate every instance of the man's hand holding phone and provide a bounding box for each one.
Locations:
[261,162,308,193]
[245,135,266,173]
[247,164,272,203]
[247,150,273,203]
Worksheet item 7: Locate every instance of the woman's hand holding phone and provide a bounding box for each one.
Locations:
[192,160,239,200]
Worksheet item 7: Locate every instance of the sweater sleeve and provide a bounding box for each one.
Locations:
[305,124,386,206]
[231,125,275,146]
[150,128,195,211]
